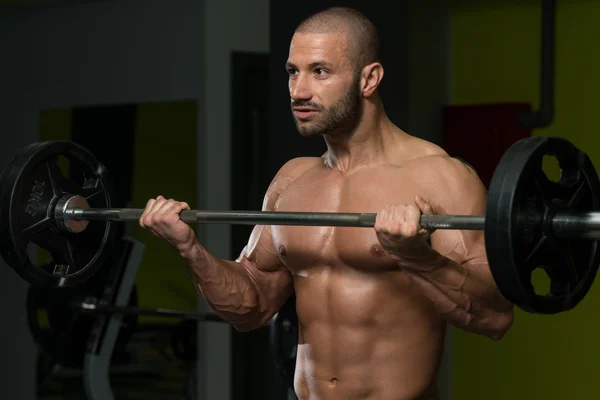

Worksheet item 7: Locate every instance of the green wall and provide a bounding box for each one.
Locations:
[450,1,600,398]
[38,100,198,325]
[130,100,198,323]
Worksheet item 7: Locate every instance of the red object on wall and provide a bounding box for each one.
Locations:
[442,103,533,189]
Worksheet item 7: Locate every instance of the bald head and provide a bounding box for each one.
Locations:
[294,7,381,74]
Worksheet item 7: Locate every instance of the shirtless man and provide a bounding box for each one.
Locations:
[139,7,515,400]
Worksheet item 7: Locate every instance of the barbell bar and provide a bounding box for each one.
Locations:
[64,206,600,239]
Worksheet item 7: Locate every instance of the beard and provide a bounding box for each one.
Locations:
[291,75,362,137]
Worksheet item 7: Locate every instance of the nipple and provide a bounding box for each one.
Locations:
[277,244,287,257]
[370,244,387,258]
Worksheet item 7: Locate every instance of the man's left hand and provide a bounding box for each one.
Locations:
[374,195,436,262]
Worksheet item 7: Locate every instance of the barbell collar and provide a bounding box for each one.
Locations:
[551,211,600,239]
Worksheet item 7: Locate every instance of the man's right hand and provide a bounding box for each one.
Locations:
[139,195,197,254]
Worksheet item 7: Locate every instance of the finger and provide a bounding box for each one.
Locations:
[144,198,156,213]
[415,195,433,215]
[374,206,389,231]
[150,199,181,224]
[139,198,156,228]
[151,199,193,228]
[390,204,407,235]
[392,204,406,222]
[163,200,191,217]
[382,205,398,232]
[141,196,170,228]
[403,205,421,236]
[156,198,177,212]
[149,195,168,214]
[414,195,437,235]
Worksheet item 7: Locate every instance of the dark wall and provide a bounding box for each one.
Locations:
[0,1,207,398]
[268,1,410,180]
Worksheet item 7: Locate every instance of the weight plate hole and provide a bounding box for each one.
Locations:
[27,242,52,267]
[542,154,561,183]
[55,155,71,181]
[532,267,551,296]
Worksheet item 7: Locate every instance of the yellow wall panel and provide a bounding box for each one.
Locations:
[450,2,600,398]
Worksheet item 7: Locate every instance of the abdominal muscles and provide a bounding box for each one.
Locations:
[291,266,446,400]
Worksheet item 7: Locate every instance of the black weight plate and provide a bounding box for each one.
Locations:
[0,143,47,276]
[0,141,118,287]
[485,136,600,314]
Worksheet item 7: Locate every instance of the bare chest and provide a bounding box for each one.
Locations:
[271,169,424,273]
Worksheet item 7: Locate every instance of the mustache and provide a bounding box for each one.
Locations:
[291,100,323,110]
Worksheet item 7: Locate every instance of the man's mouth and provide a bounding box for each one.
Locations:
[293,107,319,119]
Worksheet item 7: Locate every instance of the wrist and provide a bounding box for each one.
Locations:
[178,239,202,262]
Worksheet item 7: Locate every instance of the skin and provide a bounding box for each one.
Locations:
[140,29,515,400]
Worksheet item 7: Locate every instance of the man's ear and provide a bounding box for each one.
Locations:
[360,62,384,97]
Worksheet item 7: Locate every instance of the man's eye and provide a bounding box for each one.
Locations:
[314,68,326,75]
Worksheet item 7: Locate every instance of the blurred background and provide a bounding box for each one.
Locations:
[0,0,598,399]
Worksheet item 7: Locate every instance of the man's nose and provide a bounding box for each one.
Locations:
[290,75,312,101]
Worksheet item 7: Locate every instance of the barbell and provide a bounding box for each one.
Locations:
[1,136,599,315]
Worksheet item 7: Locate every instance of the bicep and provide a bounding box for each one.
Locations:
[429,158,488,265]
[232,156,313,317]
[235,224,294,318]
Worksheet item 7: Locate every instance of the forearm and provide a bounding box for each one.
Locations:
[398,249,514,339]
[180,241,261,327]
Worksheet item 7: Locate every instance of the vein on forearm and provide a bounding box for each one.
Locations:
[398,243,510,333]
[185,243,260,324]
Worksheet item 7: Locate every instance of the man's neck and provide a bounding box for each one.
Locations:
[323,109,405,173]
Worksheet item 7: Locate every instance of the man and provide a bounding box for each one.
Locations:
[140,7,514,400]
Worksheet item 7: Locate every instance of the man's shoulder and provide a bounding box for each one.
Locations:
[397,136,478,178]
[279,157,323,172]
[407,153,482,191]
[265,156,322,197]
[401,148,486,213]
[412,153,475,174]
[386,137,484,203]
[277,156,323,176]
